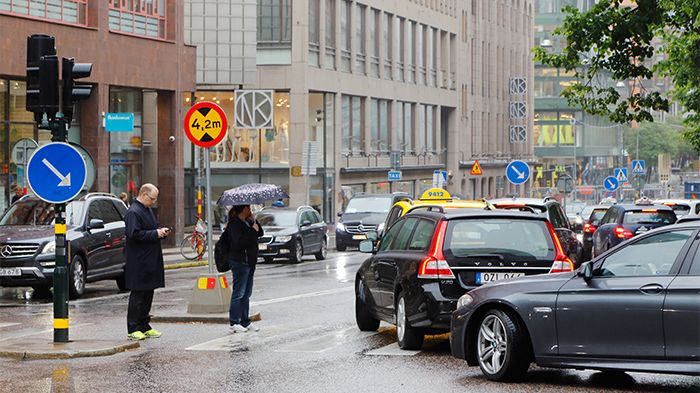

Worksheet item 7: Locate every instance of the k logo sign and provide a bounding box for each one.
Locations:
[235,90,274,129]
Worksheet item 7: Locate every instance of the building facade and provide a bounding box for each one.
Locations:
[1,0,196,243]
[185,0,534,224]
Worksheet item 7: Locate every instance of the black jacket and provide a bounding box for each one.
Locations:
[225,216,264,266]
[124,200,165,290]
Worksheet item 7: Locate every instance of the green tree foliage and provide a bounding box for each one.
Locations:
[534,0,700,150]
[624,119,694,168]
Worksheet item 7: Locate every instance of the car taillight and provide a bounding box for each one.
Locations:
[417,220,455,279]
[614,226,634,239]
[583,223,597,233]
[546,222,574,273]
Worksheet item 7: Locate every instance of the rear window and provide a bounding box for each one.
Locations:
[589,209,608,225]
[667,205,691,216]
[623,210,676,225]
[444,219,555,261]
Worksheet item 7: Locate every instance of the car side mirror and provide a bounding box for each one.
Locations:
[366,231,378,241]
[301,220,312,227]
[359,239,375,254]
[578,262,593,282]
[337,211,343,217]
[88,218,104,230]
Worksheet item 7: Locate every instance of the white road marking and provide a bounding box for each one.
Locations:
[186,325,320,352]
[366,342,421,356]
[250,286,353,307]
[276,327,387,353]
[0,323,93,342]
[0,322,20,329]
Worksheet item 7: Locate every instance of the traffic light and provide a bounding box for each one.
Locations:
[26,34,56,122]
[61,57,92,126]
[39,55,59,121]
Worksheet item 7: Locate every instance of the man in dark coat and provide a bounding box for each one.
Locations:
[124,183,170,340]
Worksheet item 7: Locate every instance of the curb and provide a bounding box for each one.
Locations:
[0,341,140,360]
[151,312,261,324]
[164,260,209,270]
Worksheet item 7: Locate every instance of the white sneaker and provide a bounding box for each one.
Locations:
[244,323,260,332]
[229,324,248,333]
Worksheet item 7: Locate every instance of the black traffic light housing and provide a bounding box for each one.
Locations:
[26,34,57,123]
[62,57,93,126]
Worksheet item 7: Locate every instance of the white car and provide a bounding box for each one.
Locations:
[655,199,700,218]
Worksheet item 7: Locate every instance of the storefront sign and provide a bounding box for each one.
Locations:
[235,90,274,129]
[184,102,228,148]
[105,113,134,132]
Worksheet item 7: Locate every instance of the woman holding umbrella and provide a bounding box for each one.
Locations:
[218,183,288,333]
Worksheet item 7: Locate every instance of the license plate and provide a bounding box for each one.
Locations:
[258,244,268,251]
[0,268,21,277]
[476,272,524,285]
[352,234,367,240]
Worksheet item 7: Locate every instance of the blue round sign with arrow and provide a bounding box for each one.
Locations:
[604,176,620,192]
[506,160,530,185]
[26,142,87,204]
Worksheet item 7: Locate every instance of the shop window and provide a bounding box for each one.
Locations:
[1,0,88,26]
[109,88,144,199]
[109,0,167,39]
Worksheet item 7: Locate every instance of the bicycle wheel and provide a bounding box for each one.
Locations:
[180,233,207,260]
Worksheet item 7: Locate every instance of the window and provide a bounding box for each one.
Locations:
[407,21,415,83]
[690,247,700,276]
[395,17,405,81]
[309,0,321,66]
[548,205,568,229]
[623,210,676,225]
[3,0,87,25]
[392,218,419,250]
[383,13,392,79]
[340,0,351,71]
[403,102,413,153]
[385,206,404,230]
[257,0,292,43]
[408,219,435,251]
[379,220,404,252]
[355,4,366,74]
[301,211,316,225]
[369,99,389,153]
[88,200,122,225]
[369,9,380,77]
[341,95,363,154]
[109,0,167,39]
[595,231,693,277]
[325,0,336,69]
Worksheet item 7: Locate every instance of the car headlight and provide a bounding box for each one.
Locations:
[377,223,385,233]
[40,241,55,255]
[336,222,345,231]
[457,294,474,309]
[275,235,292,243]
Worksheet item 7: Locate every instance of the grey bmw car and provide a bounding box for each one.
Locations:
[450,221,700,382]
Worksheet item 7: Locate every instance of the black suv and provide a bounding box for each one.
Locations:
[354,209,574,350]
[335,193,410,251]
[0,193,127,298]
[490,197,584,267]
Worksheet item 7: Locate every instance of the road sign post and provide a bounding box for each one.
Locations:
[184,102,231,314]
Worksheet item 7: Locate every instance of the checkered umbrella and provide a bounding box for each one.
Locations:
[217,183,289,206]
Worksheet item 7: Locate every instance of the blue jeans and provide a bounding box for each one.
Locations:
[229,260,255,326]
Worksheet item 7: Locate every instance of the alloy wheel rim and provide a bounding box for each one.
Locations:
[73,260,84,292]
[397,298,406,341]
[477,315,508,375]
[321,240,327,258]
[296,242,302,261]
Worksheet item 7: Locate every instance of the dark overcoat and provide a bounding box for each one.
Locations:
[225,216,264,266]
[124,199,165,290]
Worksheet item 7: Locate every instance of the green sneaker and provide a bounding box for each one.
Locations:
[128,331,146,341]
[143,328,162,338]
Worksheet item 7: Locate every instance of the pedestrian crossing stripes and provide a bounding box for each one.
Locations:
[0,322,20,329]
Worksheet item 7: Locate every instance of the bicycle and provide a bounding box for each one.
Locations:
[180,219,208,260]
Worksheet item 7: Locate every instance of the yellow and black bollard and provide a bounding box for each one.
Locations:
[53,203,69,342]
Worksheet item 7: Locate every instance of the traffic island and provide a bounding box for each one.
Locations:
[0,338,139,360]
[151,311,261,324]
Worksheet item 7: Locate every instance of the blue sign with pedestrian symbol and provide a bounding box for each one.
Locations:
[27,143,87,204]
[614,168,628,183]
[604,176,620,192]
[506,160,530,185]
[632,160,645,175]
[388,170,402,182]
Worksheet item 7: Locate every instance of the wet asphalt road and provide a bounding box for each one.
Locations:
[0,251,698,393]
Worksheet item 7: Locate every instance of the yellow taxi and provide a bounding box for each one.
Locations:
[383,188,492,230]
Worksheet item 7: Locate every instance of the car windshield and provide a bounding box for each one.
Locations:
[623,210,676,225]
[445,219,555,260]
[0,199,84,226]
[345,197,392,214]
[256,210,297,227]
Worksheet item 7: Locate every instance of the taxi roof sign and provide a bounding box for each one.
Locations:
[420,188,452,201]
[470,160,483,176]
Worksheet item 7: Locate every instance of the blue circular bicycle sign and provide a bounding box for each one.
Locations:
[26,142,87,204]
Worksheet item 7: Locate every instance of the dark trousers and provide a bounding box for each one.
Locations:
[229,261,255,326]
[127,290,154,334]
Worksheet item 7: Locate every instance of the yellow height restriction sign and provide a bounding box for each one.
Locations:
[184,102,228,148]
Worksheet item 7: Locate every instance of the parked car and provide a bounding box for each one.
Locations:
[0,193,127,298]
[591,198,677,258]
[354,209,574,350]
[656,199,700,218]
[256,206,327,263]
[489,197,584,267]
[451,221,700,381]
[336,193,410,251]
[579,204,612,261]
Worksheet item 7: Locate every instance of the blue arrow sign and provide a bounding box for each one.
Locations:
[27,143,87,204]
[604,176,620,192]
[506,160,530,185]
[632,160,645,175]
[614,168,628,183]
[388,170,402,182]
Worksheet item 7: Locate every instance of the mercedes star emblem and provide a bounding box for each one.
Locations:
[0,245,13,258]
